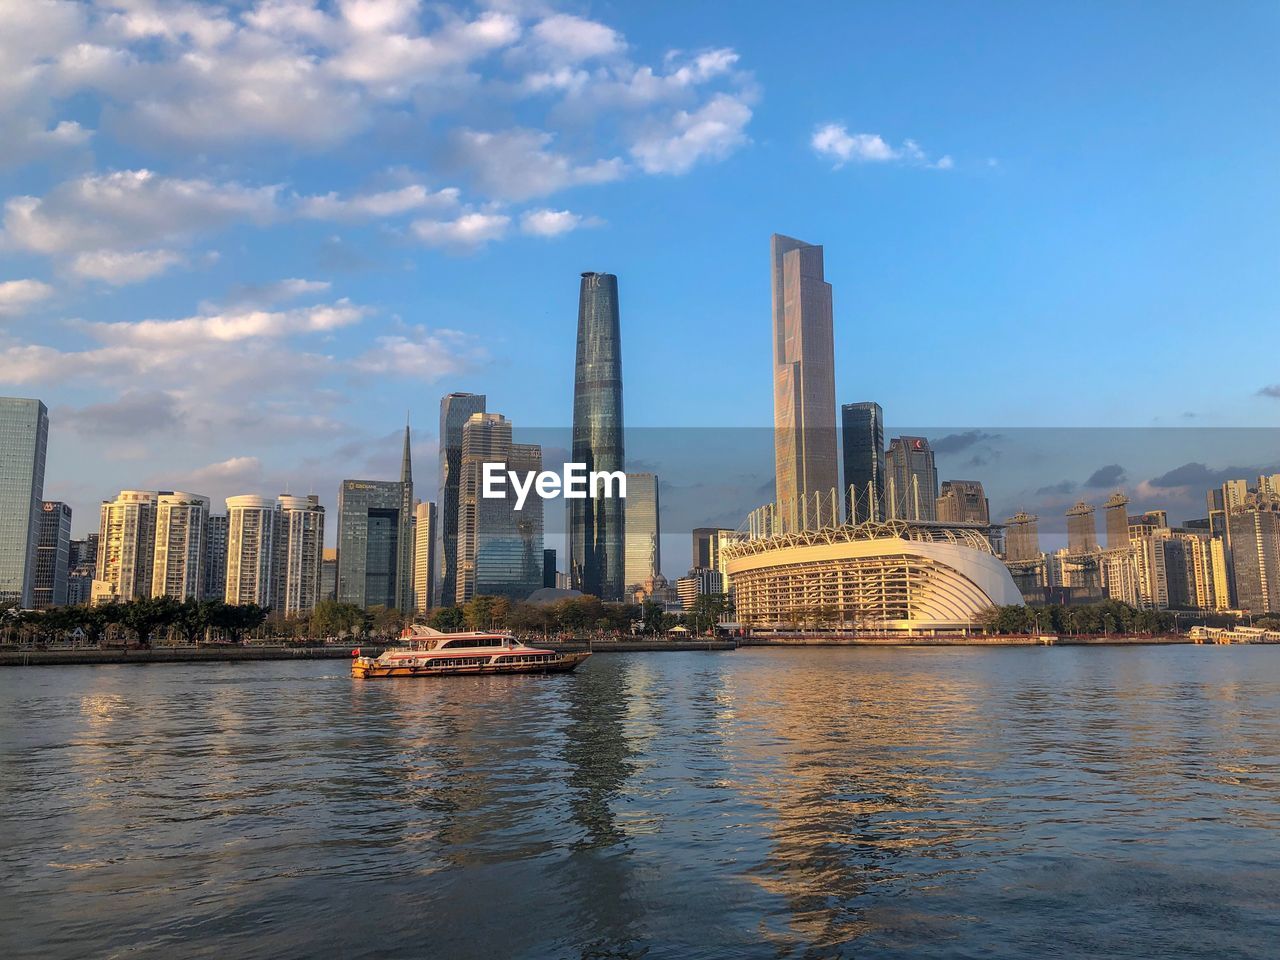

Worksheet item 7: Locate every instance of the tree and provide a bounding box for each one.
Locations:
[641,600,666,635]
[173,599,211,645]
[687,593,729,635]
[312,600,367,638]
[206,602,269,644]
[120,596,180,648]
[428,606,466,633]
[463,595,510,631]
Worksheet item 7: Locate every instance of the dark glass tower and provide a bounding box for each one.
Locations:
[435,392,486,607]
[569,272,625,600]
[841,402,885,523]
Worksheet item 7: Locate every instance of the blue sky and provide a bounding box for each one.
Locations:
[1,1,1278,570]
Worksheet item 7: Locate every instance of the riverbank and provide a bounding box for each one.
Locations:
[741,634,1197,646]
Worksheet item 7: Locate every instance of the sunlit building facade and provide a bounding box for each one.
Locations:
[275,494,324,617]
[623,472,660,592]
[436,392,485,607]
[94,490,157,604]
[414,500,436,614]
[151,491,209,600]
[885,437,938,522]
[225,495,276,607]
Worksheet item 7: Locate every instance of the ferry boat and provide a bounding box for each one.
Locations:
[350,625,590,679]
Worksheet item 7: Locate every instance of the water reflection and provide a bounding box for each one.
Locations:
[0,648,1277,959]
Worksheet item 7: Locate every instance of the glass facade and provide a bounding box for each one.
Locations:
[841,402,885,523]
[623,473,660,591]
[885,436,939,522]
[0,397,48,607]
[337,482,411,610]
[33,500,71,609]
[436,392,486,607]
[569,272,625,600]
[771,236,838,525]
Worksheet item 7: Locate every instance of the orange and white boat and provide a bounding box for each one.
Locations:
[350,625,590,679]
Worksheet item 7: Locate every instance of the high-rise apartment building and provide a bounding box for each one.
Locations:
[623,473,661,591]
[0,397,48,607]
[94,490,157,603]
[457,413,544,602]
[33,501,71,608]
[225,495,276,606]
[413,500,436,615]
[1228,503,1280,614]
[275,494,324,616]
[841,402,884,523]
[337,427,414,610]
[151,491,209,600]
[936,481,990,524]
[569,272,625,600]
[436,392,485,607]
[771,235,838,524]
[203,514,228,602]
[885,437,938,522]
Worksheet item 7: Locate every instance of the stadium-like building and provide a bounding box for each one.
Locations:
[723,518,1024,634]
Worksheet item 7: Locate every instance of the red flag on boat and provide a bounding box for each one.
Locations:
[351,648,361,657]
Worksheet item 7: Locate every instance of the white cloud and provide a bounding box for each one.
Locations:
[354,327,486,379]
[91,301,367,348]
[450,128,625,200]
[520,208,591,237]
[531,15,623,62]
[297,184,460,219]
[811,123,953,170]
[71,249,185,285]
[0,279,54,316]
[411,212,511,250]
[631,93,752,175]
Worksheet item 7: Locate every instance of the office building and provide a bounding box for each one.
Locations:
[151,491,209,600]
[935,481,990,524]
[33,501,72,608]
[623,472,661,591]
[569,271,625,599]
[94,490,157,603]
[692,528,733,570]
[225,495,276,606]
[841,401,885,523]
[436,392,486,607]
[771,235,838,525]
[337,427,414,611]
[457,413,544,602]
[413,500,436,615]
[320,548,337,602]
[203,514,228,602]
[0,397,48,607]
[886,437,938,522]
[67,535,97,606]
[276,494,325,617]
[543,548,557,589]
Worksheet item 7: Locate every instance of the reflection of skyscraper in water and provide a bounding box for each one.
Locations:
[841,402,885,523]
[885,436,938,521]
[771,235,838,526]
[436,392,486,607]
[569,272,625,600]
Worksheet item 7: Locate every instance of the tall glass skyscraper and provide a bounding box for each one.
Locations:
[33,501,71,609]
[771,235,838,526]
[885,436,939,522]
[569,272,625,600]
[841,402,884,523]
[436,392,486,607]
[337,426,414,611]
[0,397,48,607]
[623,472,660,591]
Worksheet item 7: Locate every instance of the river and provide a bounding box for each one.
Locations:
[1,646,1277,959]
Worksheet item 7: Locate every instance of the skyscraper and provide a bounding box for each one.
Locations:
[841,402,885,523]
[1228,502,1280,614]
[771,235,838,525]
[569,271,625,600]
[457,413,544,602]
[275,494,324,616]
[413,500,436,614]
[152,491,209,600]
[885,437,938,522]
[1066,501,1099,555]
[436,392,486,607]
[94,490,157,603]
[1104,492,1131,550]
[623,472,661,591]
[203,514,228,602]
[692,528,733,570]
[1004,512,1041,562]
[935,481,990,524]
[337,427,414,611]
[33,501,71,609]
[0,397,48,607]
[225,495,276,606]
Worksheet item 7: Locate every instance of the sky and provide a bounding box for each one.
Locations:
[1,0,1278,574]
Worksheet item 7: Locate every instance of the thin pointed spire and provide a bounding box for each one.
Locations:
[401,421,413,487]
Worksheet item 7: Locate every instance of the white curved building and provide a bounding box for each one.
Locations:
[724,520,1024,634]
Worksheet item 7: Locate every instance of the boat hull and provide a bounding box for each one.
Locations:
[352,651,591,679]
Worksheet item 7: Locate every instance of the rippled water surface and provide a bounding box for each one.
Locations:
[2,647,1278,959]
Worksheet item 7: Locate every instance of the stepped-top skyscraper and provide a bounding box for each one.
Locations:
[436,392,486,607]
[771,235,838,527]
[569,272,625,600]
